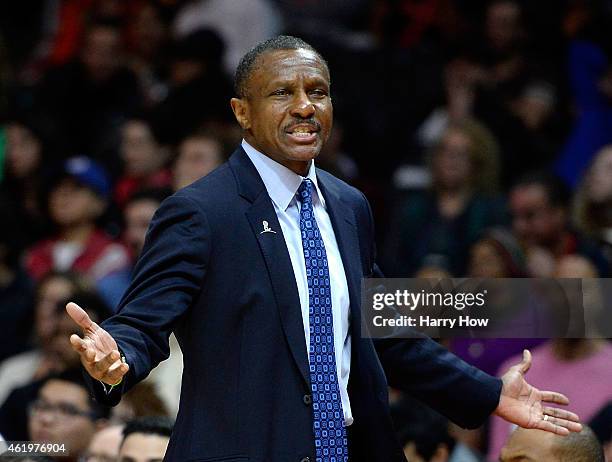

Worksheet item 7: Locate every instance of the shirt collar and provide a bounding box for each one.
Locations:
[242,139,326,211]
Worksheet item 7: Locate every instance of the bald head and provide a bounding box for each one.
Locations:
[500,426,604,462]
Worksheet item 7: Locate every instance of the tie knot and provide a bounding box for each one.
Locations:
[297,179,313,205]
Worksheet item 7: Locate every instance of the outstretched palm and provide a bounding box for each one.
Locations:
[66,302,129,385]
[495,350,582,435]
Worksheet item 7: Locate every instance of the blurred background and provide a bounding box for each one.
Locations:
[1,0,612,461]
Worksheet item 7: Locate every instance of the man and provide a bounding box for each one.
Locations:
[172,132,225,190]
[500,426,604,462]
[82,424,124,462]
[27,369,110,462]
[509,171,609,277]
[123,188,173,258]
[117,416,173,462]
[67,36,581,461]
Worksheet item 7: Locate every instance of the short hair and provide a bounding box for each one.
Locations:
[554,426,605,462]
[234,35,329,98]
[121,416,174,445]
[512,171,572,208]
[39,368,111,420]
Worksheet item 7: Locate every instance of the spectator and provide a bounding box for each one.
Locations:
[0,197,34,363]
[82,423,124,462]
[110,381,170,424]
[1,116,53,244]
[0,290,112,441]
[173,132,224,190]
[150,28,234,145]
[451,228,544,376]
[385,119,506,276]
[125,2,171,107]
[0,271,88,405]
[35,19,142,161]
[124,187,172,258]
[24,156,131,305]
[392,395,482,462]
[118,416,173,462]
[27,369,111,462]
[509,171,610,276]
[574,144,612,266]
[500,426,604,462]
[114,118,172,208]
[555,4,612,188]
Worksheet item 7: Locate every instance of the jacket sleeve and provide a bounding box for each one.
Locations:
[86,193,211,405]
[357,191,502,429]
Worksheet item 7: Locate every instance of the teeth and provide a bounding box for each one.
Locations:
[292,132,312,137]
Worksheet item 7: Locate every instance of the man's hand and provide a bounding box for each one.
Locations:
[495,350,582,435]
[66,302,129,386]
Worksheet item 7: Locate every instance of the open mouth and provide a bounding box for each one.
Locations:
[285,124,319,144]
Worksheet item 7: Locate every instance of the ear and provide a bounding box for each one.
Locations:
[230,97,251,130]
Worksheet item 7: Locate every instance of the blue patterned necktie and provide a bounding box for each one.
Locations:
[297,178,349,462]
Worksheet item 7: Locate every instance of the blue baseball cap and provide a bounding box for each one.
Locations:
[62,156,111,199]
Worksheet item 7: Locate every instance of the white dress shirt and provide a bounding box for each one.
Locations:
[242,140,354,426]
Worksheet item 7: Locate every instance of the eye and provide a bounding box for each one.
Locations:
[270,88,289,97]
[310,89,328,98]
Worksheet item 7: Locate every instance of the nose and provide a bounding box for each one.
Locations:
[290,90,316,118]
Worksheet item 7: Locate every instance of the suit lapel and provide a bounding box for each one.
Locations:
[230,149,311,387]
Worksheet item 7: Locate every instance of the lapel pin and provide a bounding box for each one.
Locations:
[260,220,277,234]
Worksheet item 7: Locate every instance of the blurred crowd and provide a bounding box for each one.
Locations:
[1,0,612,461]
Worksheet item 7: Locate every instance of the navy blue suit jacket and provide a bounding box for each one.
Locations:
[90,148,502,462]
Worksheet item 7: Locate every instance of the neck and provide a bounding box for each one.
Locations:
[60,223,95,244]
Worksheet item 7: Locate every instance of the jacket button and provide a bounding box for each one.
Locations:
[303,394,312,405]
[300,458,311,462]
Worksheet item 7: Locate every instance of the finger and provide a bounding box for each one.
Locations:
[539,415,583,433]
[102,361,129,386]
[70,335,96,364]
[93,350,120,375]
[540,391,570,406]
[536,418,571,436]
[519,349,532,374]
[69,334,87,353]
[65,302,94,331]
[542,407,580,423]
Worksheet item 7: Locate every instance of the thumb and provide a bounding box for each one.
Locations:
[518,349,532,374]
[66,302,94,331]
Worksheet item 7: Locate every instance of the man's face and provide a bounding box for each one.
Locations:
[231,48,333,175]
[49,179,105,226]
[29,379,99,459]
[82,425,124,462]
[82,26,121,82]
[174,137,223,189]
[124,199,159,256]
[118,433,170,462]
[121,121,163,177]
[499,427,559,461]
[510,184,565,248]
